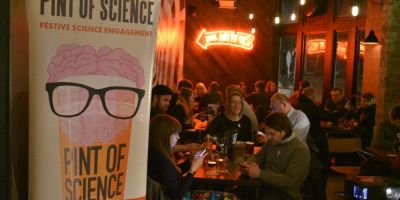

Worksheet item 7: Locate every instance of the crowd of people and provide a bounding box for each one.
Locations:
[146,78,399,200]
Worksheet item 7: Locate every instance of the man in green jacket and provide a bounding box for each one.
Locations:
[240,113,310,200]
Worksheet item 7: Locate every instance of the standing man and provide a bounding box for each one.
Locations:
[258,93,310,143]
[151,84,174,119]
[296,87,351,199]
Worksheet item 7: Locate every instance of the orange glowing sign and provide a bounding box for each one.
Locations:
[196,29,254,50]
[307,39,326,54]
[337,42,348,59]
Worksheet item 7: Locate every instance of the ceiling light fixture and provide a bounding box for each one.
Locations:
[351,0,359,16]
[291,11,296,21]
[249,13,254,20]
[274,15,280,24]
[365,0,383,44]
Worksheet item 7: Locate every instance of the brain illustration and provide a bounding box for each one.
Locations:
[47,44,145,146]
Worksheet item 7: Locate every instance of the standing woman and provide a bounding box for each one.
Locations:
[205,92,252,142]
[147,114,206,200]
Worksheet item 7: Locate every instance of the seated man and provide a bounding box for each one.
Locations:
[374,105,400,150]
[324,88,349,112]
[240,113,310,200]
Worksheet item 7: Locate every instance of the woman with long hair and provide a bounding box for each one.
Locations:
[205,92,252,142]
[147,114,206,200]
[168,87,196,130]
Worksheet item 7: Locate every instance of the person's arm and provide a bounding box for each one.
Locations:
[318,106,348,122]
[292,112,310,143]
[157,156,194,199]
[375,121,395,149]
[238,116,253,142]
[358,106,376,126]
[257,146,310,188]
[245,143,269,166]
[204,114,221,136]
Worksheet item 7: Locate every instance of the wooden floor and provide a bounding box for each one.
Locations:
[326,166,360,200]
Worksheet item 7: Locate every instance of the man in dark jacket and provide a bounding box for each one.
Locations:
[296,87,350,199]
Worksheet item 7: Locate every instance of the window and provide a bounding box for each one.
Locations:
[333,31,349,92]
[281,0,298,24]
[353,30,365,105]
[278,36,296,96]
[302,34,325,103]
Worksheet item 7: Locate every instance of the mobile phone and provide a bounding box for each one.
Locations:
[195,148,207,157]
[256,131,265,136]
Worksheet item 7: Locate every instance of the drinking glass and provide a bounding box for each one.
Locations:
[207,159,217,176]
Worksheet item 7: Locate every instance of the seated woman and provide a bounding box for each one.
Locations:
[375,105,400,149]
[205,92,252,142]
[240,112,310,200]
[194,82,208,113]
[147,114,206,200]
[168,87,196,130]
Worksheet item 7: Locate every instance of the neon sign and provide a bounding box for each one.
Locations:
[196,29,254,50]
[307,39,326,54]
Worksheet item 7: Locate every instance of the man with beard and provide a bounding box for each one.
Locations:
[151,84,174,119]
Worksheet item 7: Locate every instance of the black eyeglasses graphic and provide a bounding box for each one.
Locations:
[45,82,145,119]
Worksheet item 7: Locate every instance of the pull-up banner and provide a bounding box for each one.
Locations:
[27,0,161,199]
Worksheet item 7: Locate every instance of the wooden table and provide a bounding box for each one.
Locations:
[193,147,262,198]
[321,121,362,153]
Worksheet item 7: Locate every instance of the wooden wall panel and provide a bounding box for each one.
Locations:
[184,0,278,89]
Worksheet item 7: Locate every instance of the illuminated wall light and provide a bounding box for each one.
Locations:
[251,28,256,34]
[249,13,254,20]
[290,12,296,21]
[352,5,359,16]
[300,0,306,6]
[274,16,280,24]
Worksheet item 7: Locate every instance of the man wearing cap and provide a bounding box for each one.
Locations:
[151,85,174,119]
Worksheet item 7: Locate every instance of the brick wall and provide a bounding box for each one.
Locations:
[368,0,400,141]
[368,0,400,134]
[380,0,400,120]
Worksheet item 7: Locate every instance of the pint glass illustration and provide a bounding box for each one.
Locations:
[45,44,145,199]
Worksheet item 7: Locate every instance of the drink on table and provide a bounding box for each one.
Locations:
[245,141,254,155]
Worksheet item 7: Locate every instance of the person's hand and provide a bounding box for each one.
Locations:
[256,133,271,144]
[241,162,261,178]
[345,101,352,111]
[238,161,250,174]
[190,153,207,173]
